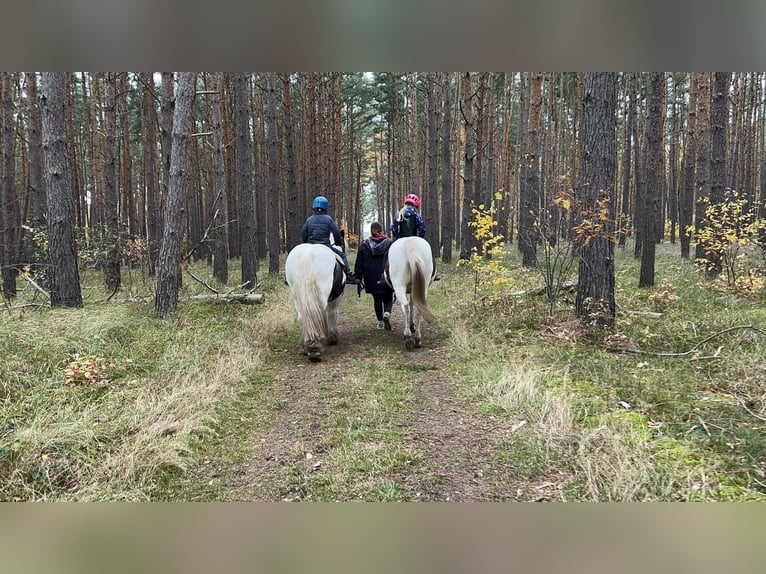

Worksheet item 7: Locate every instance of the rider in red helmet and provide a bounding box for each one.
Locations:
[389,193,441,282]
[391,193,425,240]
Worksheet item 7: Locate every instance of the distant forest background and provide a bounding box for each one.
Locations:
[1,73,763,304]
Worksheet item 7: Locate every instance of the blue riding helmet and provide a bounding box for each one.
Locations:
[312,196,329,211]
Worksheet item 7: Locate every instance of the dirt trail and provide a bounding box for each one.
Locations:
[190,291,541,501]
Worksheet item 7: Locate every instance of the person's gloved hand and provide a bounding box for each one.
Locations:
[357,280,364,298]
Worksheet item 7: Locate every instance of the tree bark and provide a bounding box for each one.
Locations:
[266,73,281,274]
[232,73,258,289]
[680,73,697,259]
[209,73,229,284]
[707,72,730,276]
[1,73,18,298]
[41,72,82,308]
[575,73,617,327]
[103,72,121,293]
[154,73,196,318]
[441,73,454,263]
[639,73,665,288]
[520,72,542,267]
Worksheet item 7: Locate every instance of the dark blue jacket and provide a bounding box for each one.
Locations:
[391,205,425,239]
[301,213,344,249]
[354,234,393,295]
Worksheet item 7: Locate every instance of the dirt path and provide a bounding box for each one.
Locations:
[185,291,540,501]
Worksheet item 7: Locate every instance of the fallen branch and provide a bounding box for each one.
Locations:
[509,281,577,297]
[185,294,264,305]
[19,272,50,300]
[186,269,220,294]
[608,324,765,358]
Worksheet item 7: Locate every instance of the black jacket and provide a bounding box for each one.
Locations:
[354,234,393,295]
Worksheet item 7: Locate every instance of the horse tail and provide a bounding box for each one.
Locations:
[411,259,436,323]
[293,269,327,344]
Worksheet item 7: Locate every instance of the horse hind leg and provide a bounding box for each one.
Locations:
[403,300,418,350]
[326,299,340,346]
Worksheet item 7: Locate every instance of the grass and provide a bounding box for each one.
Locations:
[3,240,766,501]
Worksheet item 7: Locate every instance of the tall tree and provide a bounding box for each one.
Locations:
[575,73,617,327]
[25,72,46,268]
[209,72,229,284]
[459,72,476,261]
[282,73,301,250]
[425,72,439,257]
[154,73,196,318]
[103,73,121,293]
[638,73,665,288]
[232,72,258,289]
[266,73,280,274]
[618,73,637,248]
[141,73,161,275]
[1,73,18,298]
[694,73,711,261]
[40,72,82,308]
[520,72,542,267]
[679,73,698,259]
[440,73,454,263]
[707,71,730,276]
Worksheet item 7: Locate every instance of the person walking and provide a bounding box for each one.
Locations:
[301,195,359,284]
[354,221,394,330]
[391,193,425,240]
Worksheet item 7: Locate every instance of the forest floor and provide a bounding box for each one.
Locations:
[166,282,568,502]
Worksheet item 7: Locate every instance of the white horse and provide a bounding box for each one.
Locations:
[385,236,436,349]
[285,243,347,361]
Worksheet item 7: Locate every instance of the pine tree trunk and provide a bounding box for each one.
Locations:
[233,73,258,289]
[575,73,617,327]
[441,73,454,263]
[520,72,542,268]
[639,73,665,288]
[426,72,439,257]
[460,73,476,261]
[103,73,121,293]
[694,73,711,261]
[41,72,82,308]
[282,73,301,250]
[1,73,18,298]
[141,73,161,275]
[707,72,730,276]
[25,73,46,268]
[680,73,698,259]
[209,73,229,284]
[618,73,637,248]
[266,73,281,274]
[154,73,196,318]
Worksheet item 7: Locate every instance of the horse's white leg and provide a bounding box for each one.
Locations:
[394,285,414,349]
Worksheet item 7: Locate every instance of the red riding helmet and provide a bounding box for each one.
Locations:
[404,193,420,208]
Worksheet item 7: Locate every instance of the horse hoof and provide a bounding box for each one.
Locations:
[308,352,322,362]
[414,339,422,348]
[405,338,416,350]
[327,337,338,346]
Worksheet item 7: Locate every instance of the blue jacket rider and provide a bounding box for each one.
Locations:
[301,195,359,284]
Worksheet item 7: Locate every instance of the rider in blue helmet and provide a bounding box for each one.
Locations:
[301,196,360,284]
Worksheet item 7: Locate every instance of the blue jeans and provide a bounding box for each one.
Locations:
[331,246,351,273]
